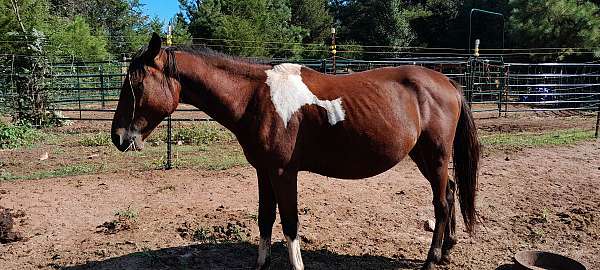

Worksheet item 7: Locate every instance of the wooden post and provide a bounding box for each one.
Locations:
[166,26,173,170]
[331,27,336,75]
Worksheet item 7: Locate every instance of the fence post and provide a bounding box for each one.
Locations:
[595,100,599,139]
[331,27,336,75]
[76,64,82,120]
[100,64,105,109]
[165,32,174,170]
[166,114,173,170]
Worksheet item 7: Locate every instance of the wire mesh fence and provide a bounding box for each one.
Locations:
[1,54,599,122]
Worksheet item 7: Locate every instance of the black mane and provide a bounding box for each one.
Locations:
[129,45,271,80]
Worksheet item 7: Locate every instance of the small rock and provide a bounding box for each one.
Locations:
[424,219,436,232]
[94,249,107,257]
[504,157,510,161]
[87,154,99,159]
[177,140,184,146]
[39,152,49,161]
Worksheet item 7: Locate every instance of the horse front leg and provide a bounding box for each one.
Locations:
[271,168,304,270]
[256,169,277,270]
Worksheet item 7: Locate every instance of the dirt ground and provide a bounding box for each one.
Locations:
[0,115,599,270]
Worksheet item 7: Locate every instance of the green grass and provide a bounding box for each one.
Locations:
[79,132,112,147]
[0,122,44,149]
[0,163,98,181]
[141,144,247,171]
[480,129,594,148]
[175,146,248,170]
[171,123,234,146]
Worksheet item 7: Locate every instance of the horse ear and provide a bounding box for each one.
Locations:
[144,32,162,62]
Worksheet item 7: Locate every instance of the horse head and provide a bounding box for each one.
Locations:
[111,33,180,151]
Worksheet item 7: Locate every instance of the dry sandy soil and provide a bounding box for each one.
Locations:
[0,115,599,270]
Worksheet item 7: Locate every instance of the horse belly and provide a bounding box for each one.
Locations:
[302,131,411,179]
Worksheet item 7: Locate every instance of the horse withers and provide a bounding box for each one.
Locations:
[111,33,480,270]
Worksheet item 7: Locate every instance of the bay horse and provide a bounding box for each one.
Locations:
[111,33,480,270]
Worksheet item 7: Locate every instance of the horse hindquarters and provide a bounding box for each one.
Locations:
[409,92,480,270]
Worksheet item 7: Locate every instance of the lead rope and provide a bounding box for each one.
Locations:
[128,73,136,123]
[124,73,137,152]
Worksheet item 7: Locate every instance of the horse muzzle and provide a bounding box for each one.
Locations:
[111,128,144,152]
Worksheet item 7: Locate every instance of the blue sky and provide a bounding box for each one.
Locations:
[140,0,181,24]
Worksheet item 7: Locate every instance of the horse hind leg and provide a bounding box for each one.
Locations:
[409,139,451,270]
[441,179,457,264]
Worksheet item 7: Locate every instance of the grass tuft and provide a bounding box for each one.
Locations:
[79,132,112,147]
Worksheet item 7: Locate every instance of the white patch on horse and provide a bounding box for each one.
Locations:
[257,237,271,268]
[285,235,305,270]
[265,63,345,127]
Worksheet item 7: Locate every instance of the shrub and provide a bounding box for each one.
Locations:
[0,122,43,149]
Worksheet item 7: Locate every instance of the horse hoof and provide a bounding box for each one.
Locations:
[440,253,451,265]
[429,248,442,263]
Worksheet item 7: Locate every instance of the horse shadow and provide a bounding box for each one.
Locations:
[62,241,424,270]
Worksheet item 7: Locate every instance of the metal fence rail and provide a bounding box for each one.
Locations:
[1,56,599,121]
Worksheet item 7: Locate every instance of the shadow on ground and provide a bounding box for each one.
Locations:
[62,242,424,270]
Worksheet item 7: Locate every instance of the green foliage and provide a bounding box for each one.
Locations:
[509,0,600,58]
[0,122,43,149]
[408,0,462,47]
[290,0,333,58]
[337,41,365,59]
[7,29,54,126]
[114,206,138,220]
[291,0,332,50]
[47,16,109,60]
[170,13,192,45]
[180,0,307,58]
[335,0,430,50]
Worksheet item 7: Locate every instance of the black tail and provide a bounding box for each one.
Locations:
[451,80,480,235]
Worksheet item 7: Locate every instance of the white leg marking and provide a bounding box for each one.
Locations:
[256,237,271,269]
[266,63,345,127]
[285,235,304,270]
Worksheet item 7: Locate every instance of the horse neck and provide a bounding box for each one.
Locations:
[174,51,268,132]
